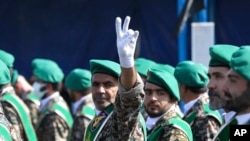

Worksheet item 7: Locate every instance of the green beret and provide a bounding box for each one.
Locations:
[31,58,58,70]
[174,61,209,87]
[230,46,250,81]
[34,64,64,83]
[209,44,239,67]
[151,63,175,75]
[0,60,11,85]
[147,69,180,100]
[90,59,121,78]
[11,69,19,85]
[0,50,15,68]
[135,58,156,77]
[65,68,91,90]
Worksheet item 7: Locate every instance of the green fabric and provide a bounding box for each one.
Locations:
[0,60,10,85]
[168,118,193,141]
[0,50,15,68]
[0,123,12,141]
[11,69,19,85]
[33,63,64,83]
[135,58,156,77]
[53,102,73,128]
[174,61,209,87]
[203,104,223,125]
[151,63,175,75]
[26,92,40,106]
[65,68,91,90]
[147,68,180,101]
[184,111,197,125]
[31,58,58,70]
[230,46,250,81]
[82,105,95,120]
[139,113,147,141]
[209,44,239,67]
[84,104,114,141]
[90,59,121,78]
[2,93,38,141]
[147,118,193,141]
[216,117,237,141]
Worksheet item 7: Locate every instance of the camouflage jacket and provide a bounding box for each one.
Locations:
[84,74,145,141]
[0,102,21,141]
[36,92,73,141]
[23,92,40,128]
[1,87,32,141]
[146,107,192,141]
[70,95,95,141]
[183,94,222,141]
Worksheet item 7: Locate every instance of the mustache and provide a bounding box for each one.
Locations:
[93,93,108,99]
[208,89,220,97]
[224,91,232,98]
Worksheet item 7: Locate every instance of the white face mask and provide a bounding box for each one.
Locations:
[32,82,48,99]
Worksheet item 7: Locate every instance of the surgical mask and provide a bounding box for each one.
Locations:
[32,82,48,99]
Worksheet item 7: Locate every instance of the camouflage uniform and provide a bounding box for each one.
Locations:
[36,92,73,141]
[0,102,21,141]
[23,92,40,128]
[183,94,222,141]
[84,75,145,141]
[70,95,95,141]
[146,107,192,141]
[1,87,33,141]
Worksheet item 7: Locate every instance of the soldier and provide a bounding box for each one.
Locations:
[207,44,239,123]
[143,66,193,140]
[33,61,73,141]
[213,46,250,140]
[0,50,37,141]
[174,61,222,141]
[84,16,146,141]
[0,60,20,141]
[11,69,40,128]
[64,68,95,141]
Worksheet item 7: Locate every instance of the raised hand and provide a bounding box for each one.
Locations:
[115,16,139,68]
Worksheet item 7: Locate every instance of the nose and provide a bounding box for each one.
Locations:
[96,85,106,93]
[207,79,215,89]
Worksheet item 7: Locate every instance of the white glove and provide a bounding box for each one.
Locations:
[115,16,139,68]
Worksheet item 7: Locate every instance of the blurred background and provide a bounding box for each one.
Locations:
[0,0,249,78]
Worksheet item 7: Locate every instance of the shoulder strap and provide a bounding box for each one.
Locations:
[139,112,147,141]
[0,123,12,141]
[82,105,95,120]
[26,93,40,106]
[168,118,193,141]
[53,102,73,128]
[203,104,223,125]
[2,93,37,141]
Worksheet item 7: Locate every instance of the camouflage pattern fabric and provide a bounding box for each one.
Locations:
[36,94,71,141]
[24,99,39,128]
[1,101,24,139]
[92,75,145,141]
[183,94,221,141]
[0,103,22,141]
[70,96,94,141]
[146,108,190,141]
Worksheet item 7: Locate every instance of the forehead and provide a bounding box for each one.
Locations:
[92,73,117,82]
[208,67,229,75]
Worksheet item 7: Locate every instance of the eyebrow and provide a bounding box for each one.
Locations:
[228,74,239,79]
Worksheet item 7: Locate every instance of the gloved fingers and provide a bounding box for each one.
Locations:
[122,16,131,33]
[131,30,139,44]
[115,17,122,38]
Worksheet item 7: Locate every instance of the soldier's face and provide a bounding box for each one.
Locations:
[207,67,229,111]
[91,73,118,111]
[144,82,175,118]
[222,69,250,113]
